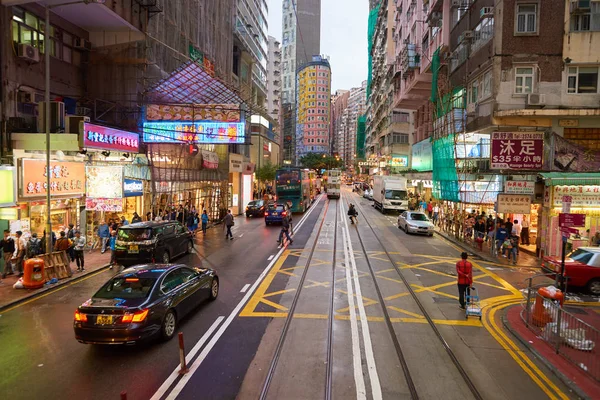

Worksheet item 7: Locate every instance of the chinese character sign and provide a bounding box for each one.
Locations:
[142,122,245,144]
[553,185,600,208]
[496,194,532,214]
[21,159,85,198]
[490,132,543,170]
[81,123,140,152]
[503,180,535,194]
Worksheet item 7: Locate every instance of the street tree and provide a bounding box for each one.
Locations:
[255,161,278,185]
[300,152,343,170]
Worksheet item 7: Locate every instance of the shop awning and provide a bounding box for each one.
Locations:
[540,172,600,186]
[144,61,244,106]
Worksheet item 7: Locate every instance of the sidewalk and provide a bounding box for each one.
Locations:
[504,304,600,399]
[0,250,111,311]
[435,228,542,269]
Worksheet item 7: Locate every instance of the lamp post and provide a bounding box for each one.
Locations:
[43,0,105,253]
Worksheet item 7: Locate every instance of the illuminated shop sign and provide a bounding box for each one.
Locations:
[0,166,17,207]
[123,179,144,197]
[21,159,85,198]
[389,155,409,168]
[81,123,140,152]
[142,122,245,144]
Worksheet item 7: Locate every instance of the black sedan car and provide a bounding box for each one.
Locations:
[246,200,267,217]
[74,264,218,345]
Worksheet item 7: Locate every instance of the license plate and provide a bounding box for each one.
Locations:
[272,212,278,215]
[96,315,113,325]
[129,245,139,254]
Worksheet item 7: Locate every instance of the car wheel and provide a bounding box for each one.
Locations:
[429,233,434,237]
[246,213,250,218]
[587,279,600,296]
[209,278,219,300]
[186,241,193,254]
[161,310,177,341]
[162,251,170,264]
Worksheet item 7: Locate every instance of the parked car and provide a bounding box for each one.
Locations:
[398,211,434,236]
[363,188,373,200]
[74,264,218,345]
[541,247,600,295]
[246,200,267,217]
[265,203,291,226]
[114,221,194,266]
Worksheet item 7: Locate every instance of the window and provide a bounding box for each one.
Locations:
[515,67,535,94]
[392,133,409,144]
[567,66,599,93]
[515,4,537,34]
[570,1,600,31]
[482,70,492,98]
[469,79,479,103]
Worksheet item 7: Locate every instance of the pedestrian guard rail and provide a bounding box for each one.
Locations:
[521,274,599,382]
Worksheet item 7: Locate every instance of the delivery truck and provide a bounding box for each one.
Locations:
[372,175,409,213]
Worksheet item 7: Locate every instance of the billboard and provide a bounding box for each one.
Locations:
[81,123,139,152]
[411,139,432,171]
[490,131,543,170]
[142,122,245,144]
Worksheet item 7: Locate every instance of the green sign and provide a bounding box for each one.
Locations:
[0,167,16,207]
[189,44,204,63]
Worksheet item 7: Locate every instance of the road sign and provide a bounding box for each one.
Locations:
[558,213,585,228]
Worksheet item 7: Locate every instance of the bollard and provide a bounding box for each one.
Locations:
[120,391,127,400]
[178,332,189,375]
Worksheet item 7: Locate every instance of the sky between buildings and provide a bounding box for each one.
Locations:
[267,0,369,92]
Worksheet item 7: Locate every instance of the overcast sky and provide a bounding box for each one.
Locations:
[267,0,368,92]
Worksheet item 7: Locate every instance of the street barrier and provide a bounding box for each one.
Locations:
[178,332,189,375]
[38,251,72,280]
[522,274,599,382]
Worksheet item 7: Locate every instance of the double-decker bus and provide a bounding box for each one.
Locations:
[326,169,341,199]
[275,167,312,213]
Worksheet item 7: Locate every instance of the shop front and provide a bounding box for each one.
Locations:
[540,181,600,258]
[229,153,254,215]
[18,158,86,236]
[0,166,18,233]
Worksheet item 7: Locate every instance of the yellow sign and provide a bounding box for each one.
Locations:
[0,208,18,220]
[0,167,17,207]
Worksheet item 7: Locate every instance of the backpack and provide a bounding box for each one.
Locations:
[28,238,41,257]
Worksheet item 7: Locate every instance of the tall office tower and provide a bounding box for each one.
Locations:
[295,55,331,162]
[281,0,321,162]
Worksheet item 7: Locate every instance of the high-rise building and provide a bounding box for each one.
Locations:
[345,81,368,169]
[281,0,321,161]
[295,55,331,162]
[332,90,350,156]
[267,36,282,123]
[233,0,269,108]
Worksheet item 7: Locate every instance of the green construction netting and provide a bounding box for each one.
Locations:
[432,134,460,202]
[430,48,440,104]
[366,3,380,100]
[356,114,366,159]
[435,86,465,120]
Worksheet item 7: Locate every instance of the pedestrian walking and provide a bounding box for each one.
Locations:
[132,212,142,223]
[27,233,42,258]
[12,231,27,276]
[109,230,117,269]
[432,204,440,225]
[277,215,293,247]
[201,210,209,235]
[223,209,234,240]
[456,252,473,310]
[73,231,86,272]
[67,223,76,261]
[55,231,72,254]
[120,215,129,226]
[98,221,110,253]
[348,203,358,224]
[1,230,15,278]
[521,216,530,245]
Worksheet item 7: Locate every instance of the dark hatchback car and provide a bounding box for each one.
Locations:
[74,264,219,345]
[115,221,193,266]
[246,200,267,217]
[264,203,291,225]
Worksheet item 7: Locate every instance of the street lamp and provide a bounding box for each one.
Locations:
[43,0,105,252]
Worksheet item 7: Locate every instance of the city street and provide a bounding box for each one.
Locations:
[0,189,580,400]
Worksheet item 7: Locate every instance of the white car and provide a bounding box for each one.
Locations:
[363,188,373,200]
[398,211,434,236]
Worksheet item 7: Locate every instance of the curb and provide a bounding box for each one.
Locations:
[0,263,112,313]
[500,306,589,400]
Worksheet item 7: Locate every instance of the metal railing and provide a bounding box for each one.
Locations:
[521,275,599,382]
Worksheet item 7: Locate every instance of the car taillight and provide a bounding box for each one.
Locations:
[122,309,149,323]
[74,310,87,322]
[282,212,287,216]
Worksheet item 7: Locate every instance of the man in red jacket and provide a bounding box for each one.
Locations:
[456,252,473,310]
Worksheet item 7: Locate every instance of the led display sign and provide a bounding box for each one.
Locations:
[142,122,245,144]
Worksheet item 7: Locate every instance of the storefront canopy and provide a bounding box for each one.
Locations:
[540,172,600,186]
[144,61,245,106]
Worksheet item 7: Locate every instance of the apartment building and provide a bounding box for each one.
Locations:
[332,90,350,156]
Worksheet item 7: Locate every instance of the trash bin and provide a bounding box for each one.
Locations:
[23,258,45,289]
[532,286,564,327]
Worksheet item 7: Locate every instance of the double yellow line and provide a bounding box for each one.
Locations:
[482,298,570,400]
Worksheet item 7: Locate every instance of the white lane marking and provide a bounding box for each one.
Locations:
[150,316,225,400]
[157,194,323,399]
[239,233,244,238]
[340,198,383,400]
[341,227,367,399]
[267,255,274,261]
[240,284,251,293]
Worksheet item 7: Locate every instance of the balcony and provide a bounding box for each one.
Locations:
[401,44,421,73]
[421,29,444,73]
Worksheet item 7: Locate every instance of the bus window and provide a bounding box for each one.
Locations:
[276,170,300,185]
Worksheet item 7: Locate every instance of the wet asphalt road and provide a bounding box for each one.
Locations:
[0,201,325,400]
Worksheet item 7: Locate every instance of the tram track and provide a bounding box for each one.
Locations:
[343,190,484,400]
[259,198,338,400]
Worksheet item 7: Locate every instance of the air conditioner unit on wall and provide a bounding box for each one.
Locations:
[463,30,474,39]
[480,7,494,18]
[65,115,90,134]
[527,94,546,106]
[74,37,92,51]
[18,44,40,63]
[37,101,66,133]
[17,89,36,104]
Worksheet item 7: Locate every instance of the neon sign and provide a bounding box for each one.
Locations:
[81,123,140,152]
[142,122,245,144]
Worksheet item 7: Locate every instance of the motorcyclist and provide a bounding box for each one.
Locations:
[348,204,358,224]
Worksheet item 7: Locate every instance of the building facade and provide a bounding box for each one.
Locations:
[281,0,321,162]
[331,90,350,156]
[295,55,332,162]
